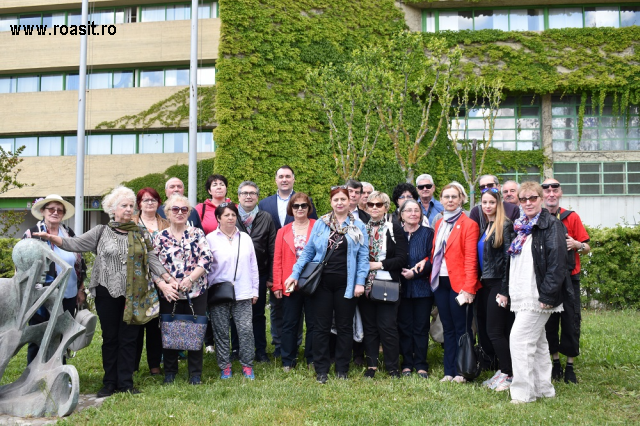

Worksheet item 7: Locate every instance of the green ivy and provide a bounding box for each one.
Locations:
[0,238,18,278]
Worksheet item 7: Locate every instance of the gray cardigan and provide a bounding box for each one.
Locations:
[60,225,167,298]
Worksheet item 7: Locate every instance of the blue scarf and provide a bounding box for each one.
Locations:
[508,209,541,256]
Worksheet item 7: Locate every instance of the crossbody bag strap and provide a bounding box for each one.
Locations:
[321,233,343,266]
[233,235,241,282]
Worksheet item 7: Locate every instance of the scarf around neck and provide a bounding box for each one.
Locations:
[320,211,364,245]
[508,209,541,256]
[238,204,259,234]
[107,221,158,325]
[366,218,388,285]
[430,207,464,291]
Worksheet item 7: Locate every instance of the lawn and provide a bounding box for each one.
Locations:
[1,310,638,425]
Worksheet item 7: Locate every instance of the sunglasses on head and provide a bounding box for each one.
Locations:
[292,203,309,210]
[541,183,561,190]
[331,185,346,190]
[479,182,496,190]
[518,195,540,203]
[417,184,433,190]
[366,202,385,208]
[481,187,500,194]
[171,206,189,214]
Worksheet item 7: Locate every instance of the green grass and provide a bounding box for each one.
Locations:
[2,310,639,425]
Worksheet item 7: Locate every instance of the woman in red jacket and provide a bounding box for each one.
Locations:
[431,182,481,383]
[272,193,316,371]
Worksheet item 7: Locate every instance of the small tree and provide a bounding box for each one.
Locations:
[374,31,462,183]
[306,53,383,181]
[446,78,504,207]
[0,146,31,236]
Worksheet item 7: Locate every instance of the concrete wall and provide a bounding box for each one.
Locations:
[4,151,215,198]
[0,19,220,73]
[406,0,640,9]
[562,196,640,228]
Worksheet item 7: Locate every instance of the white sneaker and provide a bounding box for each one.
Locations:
[482,370,502,388]
[495,376,513,392]
[205,345,215,354]
[440,375,454,382]
[490,373,509,390]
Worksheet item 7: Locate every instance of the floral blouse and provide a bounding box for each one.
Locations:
[154,226,213,300]
[292,226,308,259]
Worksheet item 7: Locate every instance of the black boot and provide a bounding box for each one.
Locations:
[564,363,578,384]
[551,359,563,381]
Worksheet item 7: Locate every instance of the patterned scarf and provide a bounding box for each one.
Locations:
[320,211,364,245]
[108,221,159,325]
[238,204,259,234]
[366,219,388,285]
[508,209,541,256]
[430,207,464,291]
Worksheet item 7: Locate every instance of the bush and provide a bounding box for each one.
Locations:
[581,224,640,309]
[0,238,18,278]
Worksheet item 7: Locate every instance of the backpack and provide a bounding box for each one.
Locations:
[557,209,577,273]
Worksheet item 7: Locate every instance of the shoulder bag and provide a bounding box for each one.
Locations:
[160,293,208,351]
[456,304,481,380]
[208,235,240,306]
[369,279,400,303]
[297,234,343,296]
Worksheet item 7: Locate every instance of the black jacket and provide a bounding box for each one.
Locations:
[374,221,408,283]
[505,208,572,307]
[236,210,276,281]
[479,219,514,290]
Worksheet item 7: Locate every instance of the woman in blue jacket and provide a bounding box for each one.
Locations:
[285,187,369,384]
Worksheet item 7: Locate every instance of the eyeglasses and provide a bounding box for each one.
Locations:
[44,207,64,214]
[292,203,309,210]
[239,191,258,197]
[481,187,500,194]
[442,195,459,200]
[171,206,189,214]
[479,182,496,190]
[141,199,157,204]
[367,202,385,208]
[416,184,433,190]
[541,183,561,190]
[518,195,540,204]
[398,195,413,200]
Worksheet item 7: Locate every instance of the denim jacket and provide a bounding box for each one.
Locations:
[290,217,369,299]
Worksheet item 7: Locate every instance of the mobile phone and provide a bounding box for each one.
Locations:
[455,293,466,306]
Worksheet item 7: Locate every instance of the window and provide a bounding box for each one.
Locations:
[585,7,620,28]
[112,134,136,154]
[0,16,18,32]
[0,138,14,152]
[198,67,216,85]
[451,96,541,151]
[89,72,111,90]
[140,134,164,153]
[548,8,583,29]
[551,95,640,151]
[167,4,190,21]
[439,11,473,31]
[500,166,541,184]
[621,7,640,27]
[165,69,189,86]
[554,162,640,195]
[509,9,544,31]
[17,76,38,93]
[42,13,65,27]
[41,75,64,92]
[87,135,111,155]
[164,133,188,153]
[198,132,214,152]
[64,136,77,156]
[15,137,37,156]
[67,12,82,26]
[90,10,115,25]
[66,74,79,90]
[140,70,163,87]
[19,14,41,26]
[38,136,62,156]
[0,77,17,94]
[113,71,134,88]
[140,6,165,22]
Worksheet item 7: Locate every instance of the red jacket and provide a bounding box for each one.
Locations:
[272,220,316,295]
[432,214,481,294]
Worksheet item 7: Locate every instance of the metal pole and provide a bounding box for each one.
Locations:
[74,0,89,235]
[188,0,199,207]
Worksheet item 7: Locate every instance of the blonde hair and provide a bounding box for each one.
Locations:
[367,191,390,209]
[164,194,193,218]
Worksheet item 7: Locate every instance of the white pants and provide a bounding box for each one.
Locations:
[509,310,556,403]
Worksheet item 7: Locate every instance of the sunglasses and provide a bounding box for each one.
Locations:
[44,207,65,214]
[171,206,189,214]
[518,195,540,203]
[541,183,561,190]
[366,202,385,208]
[292,203,309,210]
[479,182,496,190]
[416,184,433,190]
[481,187,500,194]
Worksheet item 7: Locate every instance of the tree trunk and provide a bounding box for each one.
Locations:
[406,168,414,184]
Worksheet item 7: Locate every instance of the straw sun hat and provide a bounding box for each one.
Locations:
[31,194,75,221]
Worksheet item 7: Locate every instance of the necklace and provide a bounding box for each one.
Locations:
[110,228,128,265]
[220,228,235,241]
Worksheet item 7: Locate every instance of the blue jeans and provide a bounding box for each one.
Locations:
[433,277,472,377]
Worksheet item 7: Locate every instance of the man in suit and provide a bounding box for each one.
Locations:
[258,165,317,357]
[157,177,203,231]
[345,179,370,224]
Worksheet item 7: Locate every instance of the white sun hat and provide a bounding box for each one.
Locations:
[31,194,75,221]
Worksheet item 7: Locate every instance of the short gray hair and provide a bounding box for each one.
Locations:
[503,180,520,189]
[479,174,499,186]
[415,174,434,185]
[361,182,374,191]
[165,177,183,190]
[238,180,260,195]
[398,199,423,223]
[164,193,192,219]
[102,186,136,219]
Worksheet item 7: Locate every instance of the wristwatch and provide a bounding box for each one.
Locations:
[578,243,585,253]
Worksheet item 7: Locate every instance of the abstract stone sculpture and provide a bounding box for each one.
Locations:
[0,239,90,417]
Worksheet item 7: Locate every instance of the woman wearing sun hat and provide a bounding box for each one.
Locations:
[22,194,87,364]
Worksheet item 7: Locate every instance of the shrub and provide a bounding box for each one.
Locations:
[0,238,18,278]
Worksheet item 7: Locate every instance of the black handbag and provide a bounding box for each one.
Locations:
[297,234,343,296]
[369,279,400,303]
[208,235,240,306]
[456,304,481,380]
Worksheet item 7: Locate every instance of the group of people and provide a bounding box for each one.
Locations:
[26,167,590,405]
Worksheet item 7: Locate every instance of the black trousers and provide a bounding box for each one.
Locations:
[312,273,357,375]
[94,285,140,391]
[482,279,514,376]
[476,281,497,366]
[359,294,400,372]
[546,277,581,358]
[397,296,433,372]
[27,296,77,365]
[159,294,206,378]
[135,316,162,371]
[281,289,315,367]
